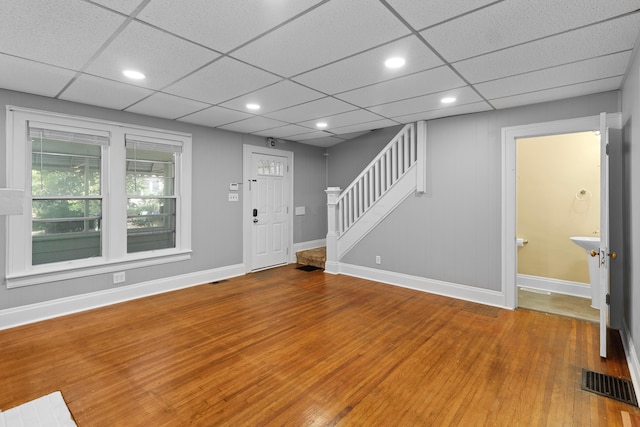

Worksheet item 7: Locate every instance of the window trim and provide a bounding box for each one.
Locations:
[5,106,192,288]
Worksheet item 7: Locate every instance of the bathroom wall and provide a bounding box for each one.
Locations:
[517,132,601,284]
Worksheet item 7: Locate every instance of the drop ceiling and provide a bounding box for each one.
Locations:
[1,0,638,147]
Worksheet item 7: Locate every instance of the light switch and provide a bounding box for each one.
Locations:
[228,193,239,202]
[295,206,306,215]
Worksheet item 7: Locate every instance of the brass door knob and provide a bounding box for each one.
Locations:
[610,251,617,259]
[590,250,598,257]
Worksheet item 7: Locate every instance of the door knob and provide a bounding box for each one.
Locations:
[253,218,258,223]
[590,250,617,259]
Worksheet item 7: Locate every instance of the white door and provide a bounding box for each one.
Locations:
[249,152,289,271]
[597,112,613,358]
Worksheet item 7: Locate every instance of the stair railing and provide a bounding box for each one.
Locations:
[325,121,426,272]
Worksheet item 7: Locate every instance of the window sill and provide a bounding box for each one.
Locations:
[5,250,192,289]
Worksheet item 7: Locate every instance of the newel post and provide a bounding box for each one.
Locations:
[325,187,341,274]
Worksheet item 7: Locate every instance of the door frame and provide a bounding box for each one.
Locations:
[501,113,622,309]
[242,144,294,273]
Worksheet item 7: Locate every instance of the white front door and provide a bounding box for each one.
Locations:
[243,147,292,272]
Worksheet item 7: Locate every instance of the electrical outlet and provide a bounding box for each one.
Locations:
[375,256,381,265]
[228,193,239,202]
[113,272,126,284]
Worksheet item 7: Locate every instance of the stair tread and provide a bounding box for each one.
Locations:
[296,247,326,269]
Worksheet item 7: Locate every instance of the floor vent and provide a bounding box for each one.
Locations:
[581,369,638,406]
[296,265,322,272]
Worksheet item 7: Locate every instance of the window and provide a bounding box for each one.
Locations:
[30,125,106,265]
[5,107,192,288]
[126,136,180,253]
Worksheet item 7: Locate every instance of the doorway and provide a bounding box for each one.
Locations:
[243,145,294,272]
[515,131,600,322]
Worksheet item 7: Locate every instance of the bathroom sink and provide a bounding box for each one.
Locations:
[570,236,600,252]
[569,236,601,309]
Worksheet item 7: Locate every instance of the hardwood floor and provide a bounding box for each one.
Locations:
[0,265,638,426]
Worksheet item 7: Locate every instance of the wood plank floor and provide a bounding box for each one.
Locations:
[1,265,638,426]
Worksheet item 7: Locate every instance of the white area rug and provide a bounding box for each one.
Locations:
[0,391,76,427]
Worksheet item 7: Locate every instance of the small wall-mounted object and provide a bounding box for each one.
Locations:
[0,189,24,215]
[516,238,528,247]
[228,193,239,202]
[229,183,239,191]
[295,206,306,216]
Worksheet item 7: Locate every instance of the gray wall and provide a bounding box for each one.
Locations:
[327,125,403,189]
[0,89,327,310]
[622,43,640,365]
[333,92,621,294]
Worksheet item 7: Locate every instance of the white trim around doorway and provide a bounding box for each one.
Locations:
[501,114,622,309]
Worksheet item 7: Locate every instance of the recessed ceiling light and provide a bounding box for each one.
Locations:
[441,97,456,104]
[316,122,328,129]
[384,57,406,69]
[122,69,145,80]
[246,103,261,110]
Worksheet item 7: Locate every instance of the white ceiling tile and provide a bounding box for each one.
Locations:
[0,55,75,97]
[251,125,314,138]
[292,36,443,94]
[59,74,154,110]
[91,0,142,15]
[489,77,623,110]
[138,0,323,53]
[288,130,334,140]
[336,66,465,107]
[164,57,281,105]
[218,116,288,134]
[220,81,324,114]
[178,106,253,127]
[331,130,371,140]
[386,0,497,30]
[454,13,640,83]
[231,0,410,77]
[125,92,210,119]
[475,51,631,100]
[391,101,493,123]
[367,86,482,118]
[264,97,357,123]
[292,135,346,147]
[0,0,124,69]
[86,21,219,90]
[298,109,385,130]
[330,119,400,135]
[422,0,640,62]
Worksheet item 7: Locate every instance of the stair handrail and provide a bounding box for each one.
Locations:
[335,122,417,234]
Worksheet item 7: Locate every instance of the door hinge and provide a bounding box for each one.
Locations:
[606,143,610,155]
[606,293,610,305]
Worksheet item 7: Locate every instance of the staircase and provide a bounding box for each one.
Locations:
[325,121,427,273]
[296,247,326,269]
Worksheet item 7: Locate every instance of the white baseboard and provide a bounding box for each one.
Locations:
[621,319,640,400]
[338,263,506,308]
[517,274,590,298]
[0,263,245,331]
[291,239,326,263]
